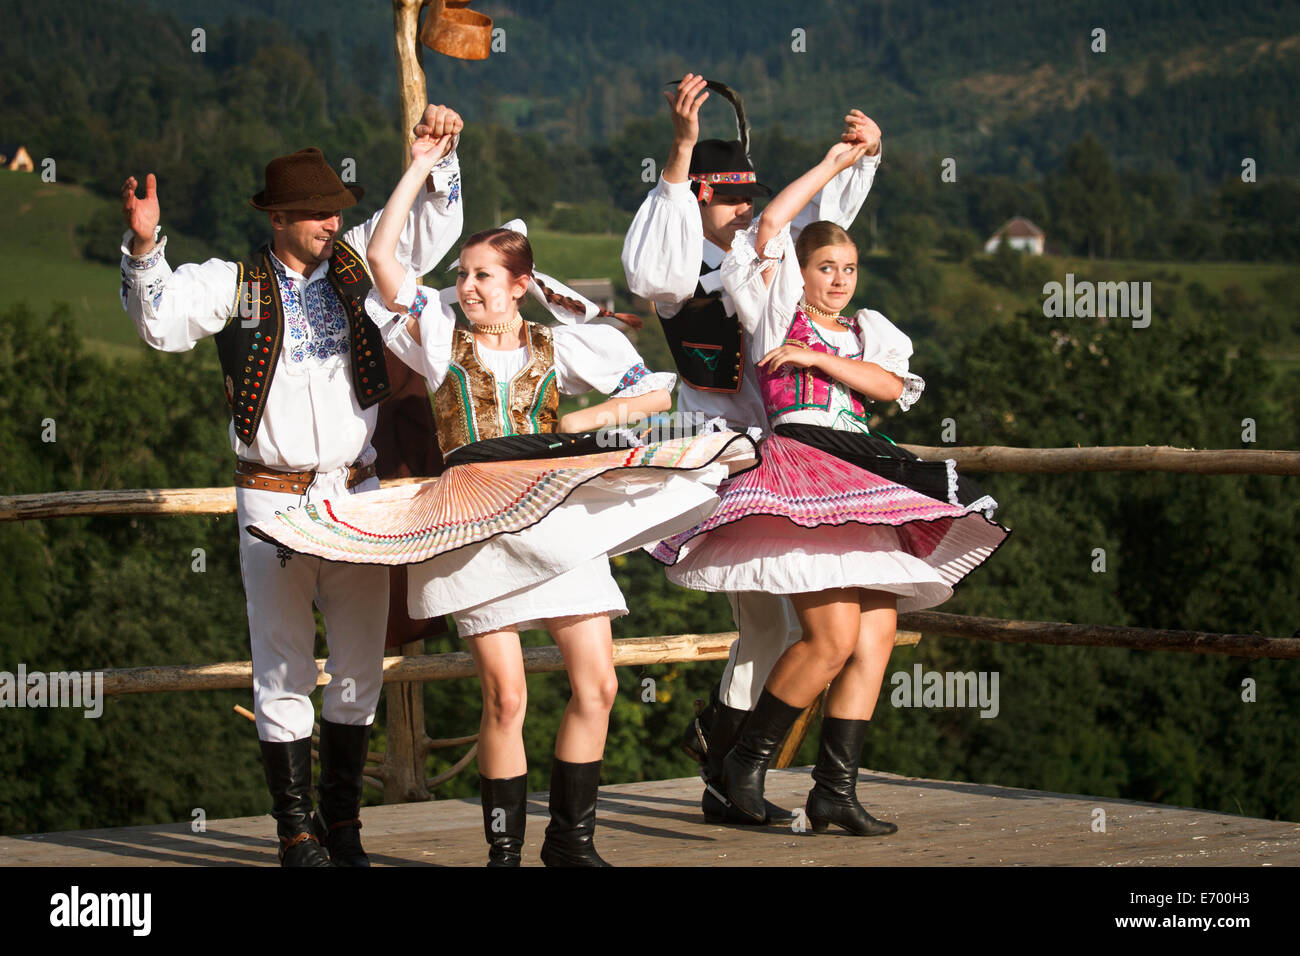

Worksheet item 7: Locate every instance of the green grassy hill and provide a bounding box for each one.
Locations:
[1,173,142,357]
[0,172,228,358]
[8,171,1297,384]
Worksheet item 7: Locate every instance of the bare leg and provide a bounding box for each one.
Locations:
[824,589,898,720]
[548,613,619,762]
[466,629,528,779]
[764,588,862,708]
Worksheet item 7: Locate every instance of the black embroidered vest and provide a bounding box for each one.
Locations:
[214,238,391,445]
[655,260,743,393]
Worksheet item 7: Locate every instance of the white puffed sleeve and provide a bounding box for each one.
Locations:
[791,148,882,240]
[858,309,926,412]
[371,268,458,389]
[621,177,704,306]
[552,324,676,398]
[720,221,805,359]
[119,231,240,352]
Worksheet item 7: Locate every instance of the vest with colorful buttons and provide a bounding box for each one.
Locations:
[215,238,391,445]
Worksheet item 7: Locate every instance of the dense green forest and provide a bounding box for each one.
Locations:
[1,0,1298,837]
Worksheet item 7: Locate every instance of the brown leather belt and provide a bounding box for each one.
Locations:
[234,459,376,494]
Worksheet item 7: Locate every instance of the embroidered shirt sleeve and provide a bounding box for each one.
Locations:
[119,230,238,353]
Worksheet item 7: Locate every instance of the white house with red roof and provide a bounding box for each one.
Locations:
[984,216,1045,255]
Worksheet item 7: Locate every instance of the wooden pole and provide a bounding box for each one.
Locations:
[7,445,1298,522]
[86,615,1300,701]
[898,611,1300,658]
[393,0,429,152]
[0,478,426,522]
[897,444,1300,475]
[93,630,921,696]
[381,0,432,806]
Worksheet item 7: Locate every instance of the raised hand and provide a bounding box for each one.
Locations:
[840,109,882,156]
[413,104,463,159]
[665,73,710,150]
[824,140,872,173]
[121,174,160,256]
[411,133,455,167]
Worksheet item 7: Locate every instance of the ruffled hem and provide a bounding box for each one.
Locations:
[249,430,756,566]
[649,433,1009,596]
[665,530,954,614]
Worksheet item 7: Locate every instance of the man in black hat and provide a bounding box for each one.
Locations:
[119,105,464,866]
[622,75,881,827]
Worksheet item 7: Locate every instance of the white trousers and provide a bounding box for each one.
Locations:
[237,467,390,742]
[719,591,802,711]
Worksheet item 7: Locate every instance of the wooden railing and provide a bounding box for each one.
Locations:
[4,445,1296,801]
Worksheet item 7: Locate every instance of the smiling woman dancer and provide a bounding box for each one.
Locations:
[653,134,1008,836]
[252,133,755,866]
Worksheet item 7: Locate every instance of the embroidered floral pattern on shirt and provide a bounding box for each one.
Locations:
[147,277,167,309]
[409,289,429,321]
[446,173,461,207]
[273,261,351,365]
[128,244,166,271]
[612,362,650,394]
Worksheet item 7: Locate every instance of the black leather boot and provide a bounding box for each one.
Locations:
[481,774,527,867]
[806,716,897,836]
[539,759,611,867]
[260,737,333,867]
[681,681,721,763]
[722,689,803,824]
[702,702,796,826]
[314,719,372,866]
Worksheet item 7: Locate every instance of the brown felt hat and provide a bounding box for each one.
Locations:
[248,147,364,212]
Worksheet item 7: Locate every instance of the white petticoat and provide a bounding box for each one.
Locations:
[450,556,628,636]
[663,515,954,613]
[406,466,727,620]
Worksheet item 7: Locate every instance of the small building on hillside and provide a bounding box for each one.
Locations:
[984,217,1045,255]
[0,143,34,172]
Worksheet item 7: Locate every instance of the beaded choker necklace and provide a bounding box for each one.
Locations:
[472,315,522,336]
[800,298,852,328]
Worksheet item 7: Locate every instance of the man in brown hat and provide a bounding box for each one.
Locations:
[623,75,881,828]
[119,105,464,867]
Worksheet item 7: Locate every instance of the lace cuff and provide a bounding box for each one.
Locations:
[366,287,409,339]
[729,221,792,270]
[897,372,925,412]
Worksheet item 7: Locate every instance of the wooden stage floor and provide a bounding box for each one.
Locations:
[3,768,1297,867]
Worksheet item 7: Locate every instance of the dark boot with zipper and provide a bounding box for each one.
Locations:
[260,737,334,867]
[481,774,527,867]
[702,701,796,826]
[681,681,721,763]
[314,719,372,866]
[539,759,611,867]
[722,689,803,824]
[806,716,897,836]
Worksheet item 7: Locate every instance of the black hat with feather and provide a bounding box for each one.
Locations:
[671,79,773,202]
